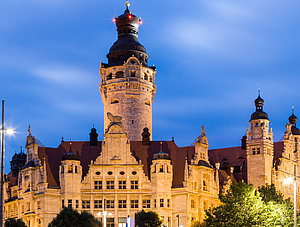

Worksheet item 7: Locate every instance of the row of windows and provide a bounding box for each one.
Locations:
[62,199,168,209]
[106,71,153,82]
[61,165,78,174]
[94,180,138,190]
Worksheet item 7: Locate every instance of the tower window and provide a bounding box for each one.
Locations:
[132,120,134,124]
[115,71,124,78]
[252,148,256,155]
[130,71,136,77]
[144,73,148,80]
[159,165,164,172]
[203,181,208,191]
[107,73,112,80]
[111,99,119,104]
[145,100,150,106]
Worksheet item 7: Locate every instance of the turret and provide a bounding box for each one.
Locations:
[247,92,274,188]
[150,142,173,226]
[59,142,82,208]
[193,125,209,164]
[10,146,26,177]
[99,1,156,141]
[25,125,40,165]
[89,126,98,146]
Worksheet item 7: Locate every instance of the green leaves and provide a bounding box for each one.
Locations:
[48,207,101,227]
[135,210,162,227]
[203,183,294,227]
[4,218,26,227]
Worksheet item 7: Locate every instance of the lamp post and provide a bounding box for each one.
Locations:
[176,214,179,227]
[0,101,15,227]
[284,165,297,227]
[97,199,112,227]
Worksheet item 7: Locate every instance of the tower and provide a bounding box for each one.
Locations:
[246,93,274,188]
[99,1,156,141]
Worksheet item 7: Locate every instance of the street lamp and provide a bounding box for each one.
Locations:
[1,100,15,227]
[284,165,297,227]
[96,199,112,227]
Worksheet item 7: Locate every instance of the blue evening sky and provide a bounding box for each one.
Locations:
[1,0,300,171]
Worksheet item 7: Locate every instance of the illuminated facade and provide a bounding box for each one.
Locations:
[4,2,300,227]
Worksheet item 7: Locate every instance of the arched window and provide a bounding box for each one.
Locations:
[111,99,119,104]
[130,71,136,77]
[144,73,148,81]
[68,165,72,173]
[107,73,112,80]
[203,180,208,191]
[115,71,124,78]
[159,165,164,172]
[145,100,150,106]
[61,166,64,174]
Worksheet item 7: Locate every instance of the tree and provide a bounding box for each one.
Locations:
[4,218,26,227]
[48,207,101,227]
[135,210,162,227]
[204,182,294,227]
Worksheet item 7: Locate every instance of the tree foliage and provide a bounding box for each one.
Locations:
[203,182,294,227]
[48,207,101,227]
[4,218,26,227]
[135,210,162,227]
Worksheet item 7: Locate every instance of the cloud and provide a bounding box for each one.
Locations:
[31,65,95,87]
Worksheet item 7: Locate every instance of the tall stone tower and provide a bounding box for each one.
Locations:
[99,1,156,141]
[246,94,274,188]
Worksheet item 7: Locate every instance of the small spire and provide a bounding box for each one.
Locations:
[258,88,261,97]
[292,106,295,114]
[61,136,64,143]
[28,125,31,135]
[20,144,23,153]
[125,0,130,10]
[201,124,206,135]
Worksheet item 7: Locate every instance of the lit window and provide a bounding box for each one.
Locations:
[159,165,163,172]
[142,200,151,208]
[160,199,164,207]
[94,200,102,209]
[82,200,90,209]
[130,200,138,208]
[106,200,114,209]
[94,181,102,190]
[37,201,41,210]
[119,180,126,189]
[257,148,260,154]
[191,199,195,208]
[68,165,72,173]
[154,199,156,208]
[131,181,138,189]
[118,200,127,208]
[203,181,208,191]
[68,200,72,208]
[107,181,114,189]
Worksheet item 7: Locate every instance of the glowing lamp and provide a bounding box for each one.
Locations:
[284,177,294,185]
[113,18,117,23]
[128,14,133,19]
[139,19,142,25]
[6,128,15,135]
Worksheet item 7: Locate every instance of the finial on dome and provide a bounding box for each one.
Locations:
[125,0,130,10]
[258,88,261,97]
[292,106,295,114]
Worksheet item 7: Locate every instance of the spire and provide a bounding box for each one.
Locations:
[289,106,297,126]
[125,0,130,12]
[28,125,31,135]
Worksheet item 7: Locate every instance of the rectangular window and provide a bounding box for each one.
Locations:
[191,199,195,208]
[167,199,170,208]
[37,201,41,210]
[68,199,72,208]
[118,200,127,208]
[252,148,256,155]
[160,199,164,207]
[82,200,90,209]
[94,200,103,209]
[94,181,102,190]
[62,200,64,209]
[130,200,138,208]
[107,181,115,189]
[106,200,115,209]
[203,201,208,211]
[154,199,156,208]
[119,180,126,189]
[21,205,24,214]
[257,148,261,154]
[130,180,138,189]
[76,200,79,209]
[27,202,30,212]
[142,200,151,208]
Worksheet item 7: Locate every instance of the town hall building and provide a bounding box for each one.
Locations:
[3,2,300,227]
